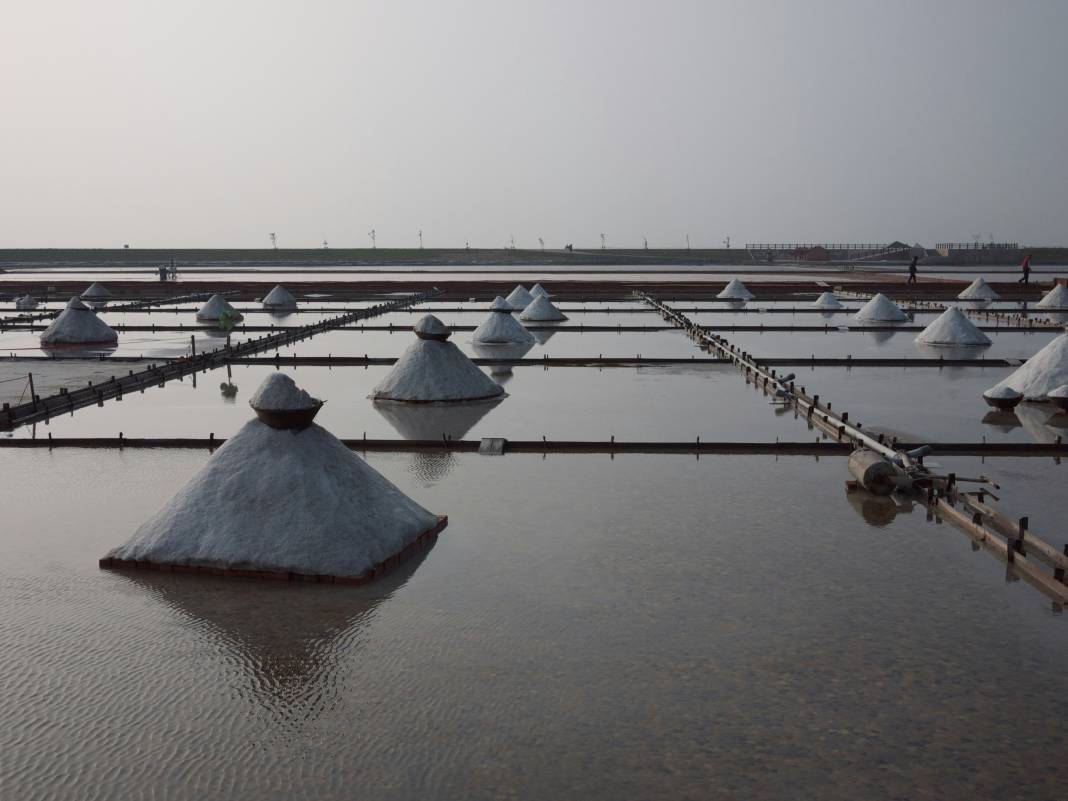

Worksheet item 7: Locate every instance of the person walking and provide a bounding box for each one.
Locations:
[907,255,918,285]
[1018,253,1033,284]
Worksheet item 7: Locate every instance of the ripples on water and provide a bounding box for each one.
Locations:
[1,449,1067,800]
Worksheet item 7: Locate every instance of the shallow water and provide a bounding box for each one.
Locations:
[16,362,808,443]
[724,328,1060,361]
[797,366,1067,444]
[1,449,1066,801]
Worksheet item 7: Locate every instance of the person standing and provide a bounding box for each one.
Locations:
[1018,253,1033,284]
[907,255,918,285]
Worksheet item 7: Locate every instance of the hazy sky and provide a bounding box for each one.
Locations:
[3,0,1066,249]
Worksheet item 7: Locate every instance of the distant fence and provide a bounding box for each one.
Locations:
[935,242,1019,251]
[745,243,891,251]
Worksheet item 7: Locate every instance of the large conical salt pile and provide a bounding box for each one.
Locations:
[473,297,535,345]
[957,277,1000,301]
[716,278,754,301]
[1037,285,1068,310]
[915,306,991,347]
[519,294,568,322]
[853,293,908,322]
[262,284,296,309]
[40,296,118,346]
[102,373,445,581]
[505,285,534,311]
[81,282,112,300]
[371,315,504,403]
[812,292,844,309]
[986,332,1068,400]
[529,283,549,298]
[197,294,244,322]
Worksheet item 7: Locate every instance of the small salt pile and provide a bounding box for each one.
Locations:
[102,373,444,581]
[15,295,37,310]
[262,284,297,309]
[197,294,244,322]
[852,293,908,323]
[81,282,112,300]
[915,306,991,347]
[716,278,754,301]
[986,331,1068,400]
[519,294,568,322]
[1036,284,1068,310]
[1047,384,1068,412]
[473,297,535,345]
[249,372,316,410]
[812,292,844,310]
[529,283,549,298]
[40,296,118,346]
[371,315,505,403]
[982,385,1024,411]
[505,285,535,311]
[957,277,1000,301]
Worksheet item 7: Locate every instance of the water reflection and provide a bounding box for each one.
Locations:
[845,489,916,528]
[980,410,1021,433]
[115,542,433,719]
[1015,403,1063,444]
[914,343,992,381]
[528,328,557,345]
[374,398,502,482]
[471,341,534,385]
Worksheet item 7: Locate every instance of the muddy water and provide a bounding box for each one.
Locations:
[0,449,1066,801]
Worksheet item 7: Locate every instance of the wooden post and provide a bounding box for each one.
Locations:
[28,373,36,409]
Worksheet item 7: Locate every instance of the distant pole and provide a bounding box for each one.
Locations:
[538,237,544,251]
[686,234,691,250]
[419,229,423,249]
[269,232,277,249]
[28,372,36,409]
[510,235,516,250]
[322,239,329,249]
[643,236,648,250]
[723,236,730,249]
[600,233,606,250]
[368,229,376,249]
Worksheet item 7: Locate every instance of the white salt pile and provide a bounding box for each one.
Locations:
[987,332,1068,400]
[1036,284,1068,310]
[15,295,37,310]
[717,278,754,301]
[852,293,908,322]
[249,372,316,410]
[529,283,549,298]
[371,315,504,403]
[982,385,1023,410]
[472,297,535,344]
[915,306,991,347]
[103,375,442,579]
[81,282,112,300]
[519,294,568,322]
[197,294,243,322]
[1047,384,1068,410]
[505,285,534,311]
[262,284,297,309]
[957,277,1000,301]
[812,292,844,309]
[40,296,118,345]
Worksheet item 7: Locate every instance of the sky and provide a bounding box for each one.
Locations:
[2,0,1066,249]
